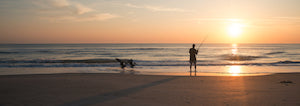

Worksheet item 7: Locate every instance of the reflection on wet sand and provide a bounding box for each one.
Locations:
[120,69,140,75]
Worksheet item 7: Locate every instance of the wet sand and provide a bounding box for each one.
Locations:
[0,73,299,106]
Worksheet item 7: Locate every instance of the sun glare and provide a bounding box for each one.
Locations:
[227,22,243,37]
[228,66,241,76]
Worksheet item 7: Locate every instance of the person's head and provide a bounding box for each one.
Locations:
[192,44,195,48]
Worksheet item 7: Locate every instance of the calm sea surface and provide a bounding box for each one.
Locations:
[0,44,300,76]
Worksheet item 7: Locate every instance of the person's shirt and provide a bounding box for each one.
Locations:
[189,48,198,57]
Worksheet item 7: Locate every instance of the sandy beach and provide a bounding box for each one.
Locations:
[0,73,299,106]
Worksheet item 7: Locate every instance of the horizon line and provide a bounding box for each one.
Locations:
[0,42,300,45]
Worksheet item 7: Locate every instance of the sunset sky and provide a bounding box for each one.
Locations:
[0,0,300,44]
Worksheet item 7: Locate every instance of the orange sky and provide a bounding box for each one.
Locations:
[0,0,300,44]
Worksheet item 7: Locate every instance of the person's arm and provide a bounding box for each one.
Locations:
[196,50,198,54]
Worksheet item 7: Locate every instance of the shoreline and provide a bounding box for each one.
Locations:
[1,65,300,76]
[0,71,282,77]
[0,69,299,77]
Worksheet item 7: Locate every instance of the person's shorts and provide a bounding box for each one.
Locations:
[190,58,196,64]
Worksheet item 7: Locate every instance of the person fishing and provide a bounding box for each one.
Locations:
[189,44,198,76]
[189,35,208,76]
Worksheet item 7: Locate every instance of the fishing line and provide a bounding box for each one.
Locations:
[197,35,209,50]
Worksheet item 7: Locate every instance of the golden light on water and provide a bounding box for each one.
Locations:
[231,43,238,55]
[228,66,242,76]
[228,43,242,76]
[232,43,237,47]
[229,43,241,64]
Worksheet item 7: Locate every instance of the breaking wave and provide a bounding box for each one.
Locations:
[0,59,300,67]
[265,51,285,55]
[0,59,117,64]
[221,54,265,61]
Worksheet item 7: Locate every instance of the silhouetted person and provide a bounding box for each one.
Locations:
[189,44,198,76]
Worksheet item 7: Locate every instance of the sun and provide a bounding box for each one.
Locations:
[227,23,243,37]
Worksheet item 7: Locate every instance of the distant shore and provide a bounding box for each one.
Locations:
[0,73,299,106]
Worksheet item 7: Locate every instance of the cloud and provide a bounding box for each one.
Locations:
[34,0,93,15]
[41,13,119,22]
[32,0,118,22]
[33,0,70,8]
[144,6,185,12]
[91,13,119,21]
[125,3,186,12]
[270,17,300,22]
[196,18,244,25]
[257,17,300,26]
[51,0,70,7]
[196,17,300,28]
[74,3,94,15]
[125,3,139,8]
[197,18,243,22]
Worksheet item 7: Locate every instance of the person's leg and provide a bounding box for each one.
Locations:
[189,62,192,76]
[194,62,197,70]
[194,62,197,76]
[190,61,194,76]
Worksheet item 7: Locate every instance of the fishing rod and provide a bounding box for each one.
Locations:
[197,35,209,50]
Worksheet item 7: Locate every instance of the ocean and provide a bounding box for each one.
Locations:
[0,44,300,76]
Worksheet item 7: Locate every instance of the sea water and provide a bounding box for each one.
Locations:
[0,44,300,76]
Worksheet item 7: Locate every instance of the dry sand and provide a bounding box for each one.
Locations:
[0,73,299,106]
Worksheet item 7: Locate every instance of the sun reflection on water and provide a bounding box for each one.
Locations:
[228,66,242,76]
[231,43,238,55]
[229,43,241,64]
